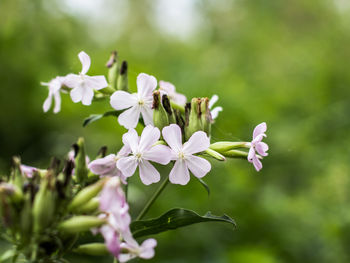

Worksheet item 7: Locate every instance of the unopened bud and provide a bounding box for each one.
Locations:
[77,197,99,214]
[152,91,169,131]
[221,149,249,159]
[73,243,109,256]
[209,142,247,153]
[117,61,128,91]
[68,178,107,212]
[174,109,185,140]
[204,148,226,161]
[74,138,89,184]
[107,51,119,91]
[162,95,176,123]
[59,216,106,234]
[185,98,202,140]
[200,98,211,136]
[10,156,24,189]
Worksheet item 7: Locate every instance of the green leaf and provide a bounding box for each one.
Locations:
[197,178,210,196]
[83,111,120,127]
[131,208,236,238]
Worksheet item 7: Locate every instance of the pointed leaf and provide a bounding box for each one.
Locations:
[83,111,120,127]
[131,208,235,238]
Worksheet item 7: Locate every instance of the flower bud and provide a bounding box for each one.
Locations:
[162,95,176,123]
[74,138,89,184]
[77,197,99,214]
[20,193,33,244]
[9,156,24,190]
[221,149,248,159]
[107,51,119,90]
[200,97,211,136]
[209,142,247,153]
[68,178,106,212]
[58,216,106,234]
[117,61,128,91]
[73,243,109,256]
[185,98,202,140]
[204,148,226,161]
[152,91,169,131]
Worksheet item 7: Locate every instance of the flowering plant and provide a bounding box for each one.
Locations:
[0,51,268,262]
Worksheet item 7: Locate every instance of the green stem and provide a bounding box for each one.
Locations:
[136,177,170,221]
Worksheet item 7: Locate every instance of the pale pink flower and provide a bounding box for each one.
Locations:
[65,51,108,105]
[117,125,171,185]
[247,122,269,171]
[159,80,187,106]
[208,94,223,120]
[110,73,156,129]
[88,146,130,184]
[118,238,157,262]
[42,76,65,113]
[20,164,38,178]
[162,124,211,185]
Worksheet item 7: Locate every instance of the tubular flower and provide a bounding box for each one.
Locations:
[162,124,211,185]
[208,94,223,120]
[42,76,65,113]
[247,122,269,171]
[110,73,157,129]
[65,51,108,105]
[159,80,187,106]
[117,125,171,185]
[88,146,130,184]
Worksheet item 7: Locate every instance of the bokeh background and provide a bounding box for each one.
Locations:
[1,0,350,262]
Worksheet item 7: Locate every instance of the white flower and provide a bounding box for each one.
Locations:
[247,122,269,171]
[117,125,171,185]
[42,76,65,113]
[110,73,157,129]
[159,80,187,106]
[209,94,223,120]
[65,51,108,105]
[162,124,211,185]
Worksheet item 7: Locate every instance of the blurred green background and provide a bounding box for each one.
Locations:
[1,0,350,262]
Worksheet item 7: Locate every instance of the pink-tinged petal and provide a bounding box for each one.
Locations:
[183,131,210,154]
[140,105,154,126]
[78,51,91,75]
[70,86,83,103]
[210,106,223,120]
[255,142,269,156]
[117,156,138,178]
[139,125,160,152]
[110,91,137,110]
[169,160,190,185]
[118,106,141,129]
[81,87,94,105]
[139,160,160,185]
[247,147,255,162]
[85,75,108,90]
[100,224,120,258]
[20,165,38,178]
[162,124,183,152]
[137,73,157,98]
[88,154,116,175]
[253,122,267,139]
[143,145,171,165]
[159,80,175,93]
[117,144,131,157]
[208,94,219,109]
[43,93,52,112]
[53,91,61,113]
[62,74,80,88]
[118,249,136,263]
[50,77,63,93]
[139,238,157,259]
[122,129,139,153]
[186,155,211,179]
[173,93,187,105]
[252,154,263,171]
[252,134,266,144]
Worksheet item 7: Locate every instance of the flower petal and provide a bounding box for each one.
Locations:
[162,124,183,152]
[143,145,171,165]
[43,93,52,112]
[159,80,175,93]
[137,73,157,98]
[140,105,154,126]
[208,94,219,109]
[252,154,263,171]
[122,129,139,153]
[78,51,91,75]
[139,125,160,152]
[139,160,160,185]
[110,91,137,110]
[173,93,187,105]
[247,147,255,162]
[88,154,117,175]
[81,87,94,105]
[85,75,108,90]
[63,74,80,88]
[210,106,223,120]
[169,160,190,185]
[183,131,210,154]
[253,122,267,139]
[100,225,120,258]
[256,142,269,156]
[70,86,83,103]
[139,238,157,259]
[53,91,61,113]
[186,155,211,178]
[117,156,138,178]
[118,106,141,129]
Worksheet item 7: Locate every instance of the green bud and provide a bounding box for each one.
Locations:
[209,142,247,153]
[185,98,202,140]
[59,216,106,234]
[204,148,226,161]
[73,243,109,256]
[74,138,89,184]
[68,178,106,212]
[32,173,56,234]
[107,51,119,91]
[162,95,176,123]
[221,149,249,159]
[117,61,128,91]
[200,98,211,136]
[77,197,99,214]
[20,193,33,244]
[9,156,24,190]
[152,91,169,130]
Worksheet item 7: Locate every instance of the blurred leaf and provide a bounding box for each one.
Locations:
[131,208,236,238]
[83,111,120,127]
